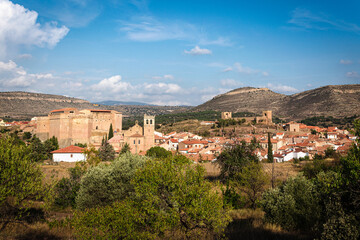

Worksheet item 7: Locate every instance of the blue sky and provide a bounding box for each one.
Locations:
[0,0,359,105]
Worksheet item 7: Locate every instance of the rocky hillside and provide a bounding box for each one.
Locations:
[194,85,360,120]
[0,92,189,119]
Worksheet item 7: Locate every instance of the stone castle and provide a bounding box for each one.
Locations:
[35,108,155,154]
[221,110,273,125]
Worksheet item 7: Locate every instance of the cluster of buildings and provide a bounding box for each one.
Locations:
[34,108,155,156]
[2,108,357,163]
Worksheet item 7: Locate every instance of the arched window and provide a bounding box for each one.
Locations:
[150,119,153,124]
[146,119,149,124]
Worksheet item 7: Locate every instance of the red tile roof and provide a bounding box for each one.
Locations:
[51,145,84,153]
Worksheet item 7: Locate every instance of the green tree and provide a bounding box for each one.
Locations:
[120,143,131,154]
[72,157,231,239]
[216,140,259,180]
[82,146,101,167]
[76,152,148,210]
[23,131,32,140]
[28,135,46,162]
[53,166,86,208]
[145,146,172,158]
[261,174,321,232]
[234,162,269,209]
[108,124,114,140]
[98,140,115,161]
[44,136,59,159]
[267,132,273,163]
[0,136,44,230]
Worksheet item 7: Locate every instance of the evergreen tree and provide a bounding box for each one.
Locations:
[120,143,131,154]
[267,132,274,163]
[98,140,116,161]
[108,124,114,140]
[28,135,46,162]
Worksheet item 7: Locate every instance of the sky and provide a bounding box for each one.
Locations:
[0,0,359,106]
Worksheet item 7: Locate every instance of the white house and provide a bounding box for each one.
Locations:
[51,145,86,162]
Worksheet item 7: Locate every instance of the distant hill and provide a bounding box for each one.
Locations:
[194,85,360,120]
[0,92,190,119]
[95,100,156,106]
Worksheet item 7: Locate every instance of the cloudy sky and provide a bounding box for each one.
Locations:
[0,0,359,106]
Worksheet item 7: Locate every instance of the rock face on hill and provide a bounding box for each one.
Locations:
[194,85,360,120]
[0,92,189,119]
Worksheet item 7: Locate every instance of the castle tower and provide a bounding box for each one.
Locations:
[262,110,273,124]
[143,114,155,150]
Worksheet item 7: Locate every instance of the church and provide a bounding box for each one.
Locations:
[35,108,155,154]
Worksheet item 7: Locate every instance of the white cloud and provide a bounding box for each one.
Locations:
[234,62,257,74]
[184,46,212,55]
[120,15,230,46]
[120,16,192,42]
[0,60,54,88]
[288,8,360,34]
[346,71,359,78]
[152,74,174,80]
[0,0,69,58]
[220,79,243,88]
[91,75,133,93]
[17,53,32,59]
[340,59,353,65]
[262,71,269,76]
[199,37,232,46]
[222,67,233,72]
[143,82,182,94]
[266,83,299,93]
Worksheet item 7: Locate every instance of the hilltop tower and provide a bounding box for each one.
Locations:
[143,114,155,150]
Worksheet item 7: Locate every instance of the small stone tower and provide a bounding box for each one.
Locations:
[221,112,232,120]
[263,110,272,124]
[143,114,155,150]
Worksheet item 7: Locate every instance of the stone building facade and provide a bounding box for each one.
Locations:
[35,108,155,153]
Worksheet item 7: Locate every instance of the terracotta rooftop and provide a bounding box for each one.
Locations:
[51,145,84,154]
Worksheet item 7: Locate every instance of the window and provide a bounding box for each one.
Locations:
[70,154,73,158]
[146,119,149,124]
[150,119,153,124]
[96,126,98,129]
[134,140,135,144]
[138,140,140,144]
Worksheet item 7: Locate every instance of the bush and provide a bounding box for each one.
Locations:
[261,175,321,231]
[53,166,85,208]
[145,146,172,159]
[72,157,231,239]
[75,153,148,209]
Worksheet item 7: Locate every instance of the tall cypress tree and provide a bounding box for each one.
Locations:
[267,132,273,163]
[108,124,114,140]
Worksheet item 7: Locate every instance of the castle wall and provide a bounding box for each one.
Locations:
[36,116,49,141]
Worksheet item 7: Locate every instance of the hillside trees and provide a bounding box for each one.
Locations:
[72,157,231,239]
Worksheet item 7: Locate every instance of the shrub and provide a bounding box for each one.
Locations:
[261,175,321,231]
[53,166,85,208]
[75,153,148,209]
[145,146,172,159]
[72,157,231,239]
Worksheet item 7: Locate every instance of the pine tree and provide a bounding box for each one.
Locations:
[108,124,114,140]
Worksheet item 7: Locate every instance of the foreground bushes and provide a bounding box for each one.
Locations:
[76,153,148,210]
[261,175,321,232]
[72,157,231,239]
